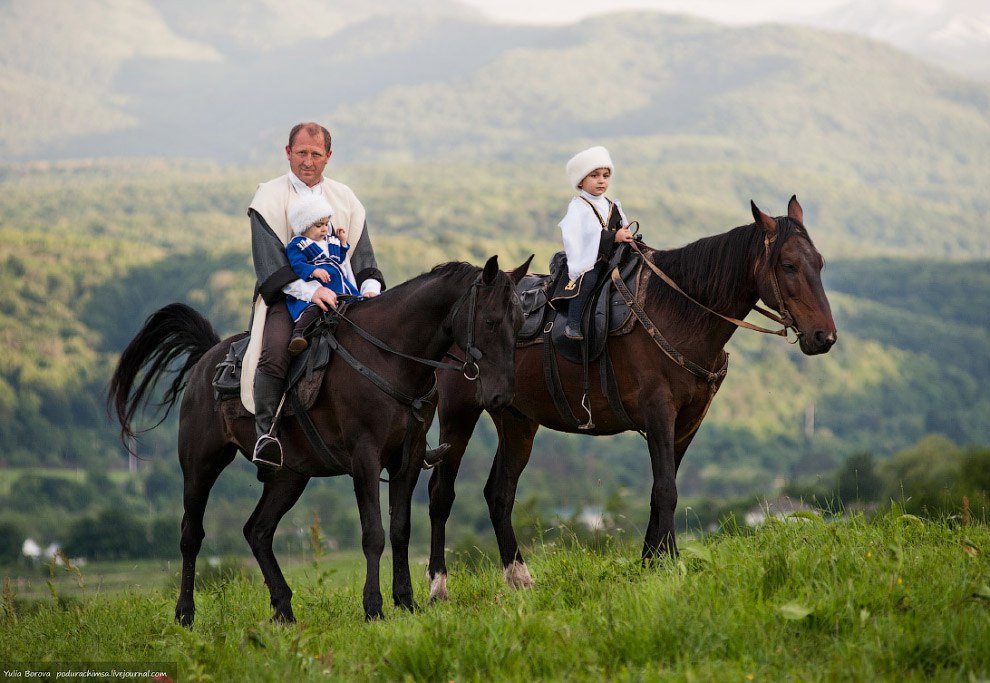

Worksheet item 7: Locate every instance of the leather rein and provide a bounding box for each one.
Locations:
[296,274,489,482]
[613,220,800,384]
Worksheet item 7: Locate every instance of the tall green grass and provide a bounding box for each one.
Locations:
[2,513,988,681]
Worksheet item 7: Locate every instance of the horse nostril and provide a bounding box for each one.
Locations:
[814,330,836,347]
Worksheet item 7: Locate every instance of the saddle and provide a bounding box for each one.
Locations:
[516,245,641,365]
[212,308,341,416]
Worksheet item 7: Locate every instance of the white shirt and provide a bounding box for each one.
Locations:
[558,191,627,280]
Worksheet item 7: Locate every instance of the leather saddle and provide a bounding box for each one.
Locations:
[516,246,641,365]
[212,307,343,415]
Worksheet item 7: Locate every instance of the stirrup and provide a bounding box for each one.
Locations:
[422,443,452,470]
[252,434,283,472]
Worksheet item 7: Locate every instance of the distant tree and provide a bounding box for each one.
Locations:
[0,519,24,564]
[63,508,150,560]
[836,452,884,504]
[880,435,964,514]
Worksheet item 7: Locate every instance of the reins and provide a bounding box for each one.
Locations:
[301,273,492,482]
[610,220,801,385]
[628,237,795,338]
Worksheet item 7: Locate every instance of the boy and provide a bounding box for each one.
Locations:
[559,146,634,340]
[284,194,360,355]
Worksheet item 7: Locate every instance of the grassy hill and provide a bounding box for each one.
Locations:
[3,515,989,680]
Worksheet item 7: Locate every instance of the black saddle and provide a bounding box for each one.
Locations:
[212,302,351,410]
[516,247,641,365]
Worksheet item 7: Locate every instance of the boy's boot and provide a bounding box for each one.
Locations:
[564,290,590,340]
[251,372,285,481]
[288,307,322,356]
[422,443,452,470]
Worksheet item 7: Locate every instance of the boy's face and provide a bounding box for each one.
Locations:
[579,167,611,196]
[303,218,330,241]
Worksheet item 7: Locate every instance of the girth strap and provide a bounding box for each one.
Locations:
[287,388,352,476]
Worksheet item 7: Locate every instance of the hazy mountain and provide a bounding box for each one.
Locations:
[812,0,990,81]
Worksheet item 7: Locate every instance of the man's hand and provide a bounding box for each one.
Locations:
[311,268,330,282]
[311,287,338,311]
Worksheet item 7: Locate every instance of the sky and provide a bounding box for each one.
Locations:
[455,0,854,25]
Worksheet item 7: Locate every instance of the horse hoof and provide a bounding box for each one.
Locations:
[504,561,535,589]
[175,610,194,628]
[271,612,296,625]
[428,572,449,603]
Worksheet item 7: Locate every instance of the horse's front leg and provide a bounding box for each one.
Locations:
[485,409,540,588]
[388,443,424,612]
[427,396,483,602]
[353,452,386,620]
[642,397,679,561]
[243,468,311,623]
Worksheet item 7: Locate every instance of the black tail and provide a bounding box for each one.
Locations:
[107,303,221,449]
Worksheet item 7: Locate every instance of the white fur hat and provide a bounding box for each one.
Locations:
[565,146,614,189]
[289,194,334,236]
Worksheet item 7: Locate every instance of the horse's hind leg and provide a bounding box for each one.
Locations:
[485,409,539,589]
[243,468,310,623]
[427,396,483,602]
[175,438,237,627]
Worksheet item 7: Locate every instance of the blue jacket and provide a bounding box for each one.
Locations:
[285,236,360,320]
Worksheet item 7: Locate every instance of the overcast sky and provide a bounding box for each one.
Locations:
[455,0,854,25]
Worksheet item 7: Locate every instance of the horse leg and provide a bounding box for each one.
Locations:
[485,409,539,589]
[388,449,423,612]
[175,439,236,627]
[642,400,679,562]
[352,452,387,620]
[242,468,311,623]
[426,400,483,602]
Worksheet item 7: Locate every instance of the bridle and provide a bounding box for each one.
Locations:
[628,216,802,343]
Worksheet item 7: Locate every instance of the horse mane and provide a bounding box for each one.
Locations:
[644,217,810,328]
[381,261,481,298]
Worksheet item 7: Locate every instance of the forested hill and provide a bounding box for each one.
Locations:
[0,163,986,499]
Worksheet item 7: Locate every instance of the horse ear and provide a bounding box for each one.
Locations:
[508,254,534,285]
[751,200,777,240]
[482,255,500,285]
[787,195,803,224]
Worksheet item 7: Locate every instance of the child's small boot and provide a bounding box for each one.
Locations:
[288,306,321,356]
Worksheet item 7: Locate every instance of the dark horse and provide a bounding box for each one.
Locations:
[108,256,528,624]
[425,197,837,600]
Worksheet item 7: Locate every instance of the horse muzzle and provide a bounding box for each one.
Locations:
[798,329,837,355]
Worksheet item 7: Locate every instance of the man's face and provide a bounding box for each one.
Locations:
[286,130,331,187]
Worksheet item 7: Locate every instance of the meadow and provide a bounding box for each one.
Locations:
[2,511,988,681]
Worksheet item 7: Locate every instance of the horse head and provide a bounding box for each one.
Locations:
[449,254,530,410]
[751,196,837,356]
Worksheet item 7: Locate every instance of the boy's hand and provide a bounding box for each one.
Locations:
[613,226,634,244]
[335,227,348,245]
[311,268,330,282]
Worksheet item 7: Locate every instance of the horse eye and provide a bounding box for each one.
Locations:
[485,318,497,330]
[782,262,798,274]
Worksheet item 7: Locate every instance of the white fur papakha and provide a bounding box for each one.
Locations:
[565,146,614,189]
[288,194,334,235]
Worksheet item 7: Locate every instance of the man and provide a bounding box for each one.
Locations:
[245,122,448,478]
[246,122,384,477]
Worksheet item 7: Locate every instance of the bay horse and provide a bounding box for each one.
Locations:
[426,197,837,600]
[108,256,528,624]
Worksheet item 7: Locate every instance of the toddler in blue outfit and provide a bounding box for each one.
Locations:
[285,194,360,355]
